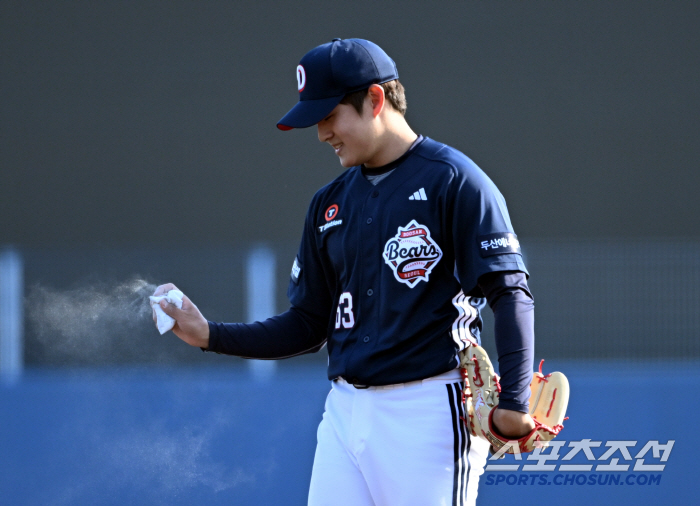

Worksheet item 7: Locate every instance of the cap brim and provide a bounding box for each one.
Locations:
[277,95,344,131]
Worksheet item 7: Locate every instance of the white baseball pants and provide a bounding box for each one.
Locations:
[308,370,490,506]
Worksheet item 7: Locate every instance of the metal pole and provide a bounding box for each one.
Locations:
[0,247,24,383]
[246,245,277,380]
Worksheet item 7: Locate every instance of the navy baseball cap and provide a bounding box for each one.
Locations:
[277,38,399,131]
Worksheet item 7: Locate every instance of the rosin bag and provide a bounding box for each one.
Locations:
[149,289,184,335]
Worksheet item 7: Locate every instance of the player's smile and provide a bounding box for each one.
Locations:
[317,102,377,168]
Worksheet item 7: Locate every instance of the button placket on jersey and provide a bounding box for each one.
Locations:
[357,188,382,349]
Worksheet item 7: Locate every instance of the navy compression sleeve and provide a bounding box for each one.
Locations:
[206,306,327,359]
[478,271,535,413]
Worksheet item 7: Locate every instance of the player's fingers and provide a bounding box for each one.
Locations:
[180,295,199,311]
[159,299,183,319]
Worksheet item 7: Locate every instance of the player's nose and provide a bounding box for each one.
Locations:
[317,122,332,143]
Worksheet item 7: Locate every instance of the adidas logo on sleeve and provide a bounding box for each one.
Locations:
[408,188,428,201]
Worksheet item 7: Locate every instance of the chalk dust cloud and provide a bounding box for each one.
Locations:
[26,278,163,363]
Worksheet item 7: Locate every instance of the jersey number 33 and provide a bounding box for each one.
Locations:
[335,292,355,329]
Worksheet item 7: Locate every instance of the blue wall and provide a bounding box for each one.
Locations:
[1,362,696,505]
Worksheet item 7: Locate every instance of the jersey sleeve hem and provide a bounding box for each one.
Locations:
[203,320,223,354]
[465,260,529,296]
[497,400,530,414]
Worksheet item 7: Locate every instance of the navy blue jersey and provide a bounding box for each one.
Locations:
[288,137,528,386]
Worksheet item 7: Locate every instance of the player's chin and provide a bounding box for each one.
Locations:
[337,156,356,168]
[337,150,364,168]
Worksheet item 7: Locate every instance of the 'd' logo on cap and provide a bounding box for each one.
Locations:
[296,65,306,92]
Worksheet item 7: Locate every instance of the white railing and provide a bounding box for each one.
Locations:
[0,247,23,382]
[246,245,277,380]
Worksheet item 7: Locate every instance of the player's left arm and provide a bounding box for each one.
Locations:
[478,270,536,439]
[447,162,536,439]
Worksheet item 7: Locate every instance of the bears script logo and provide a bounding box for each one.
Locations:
[383,220,443,288]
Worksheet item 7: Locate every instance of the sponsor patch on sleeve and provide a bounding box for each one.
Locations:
[478,233,521,258]
[290,256,302,284]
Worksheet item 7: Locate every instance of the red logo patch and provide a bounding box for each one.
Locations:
[325,204,339,221]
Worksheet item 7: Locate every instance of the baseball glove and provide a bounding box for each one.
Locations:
[460,344,569,454]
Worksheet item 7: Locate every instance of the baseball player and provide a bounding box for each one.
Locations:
[154,38,535,506]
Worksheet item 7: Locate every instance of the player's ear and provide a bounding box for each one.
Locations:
[367,84,385,119]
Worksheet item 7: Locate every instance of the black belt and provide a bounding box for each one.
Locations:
[335,377,370,389]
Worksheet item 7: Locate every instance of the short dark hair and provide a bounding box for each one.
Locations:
[340,80,407,116]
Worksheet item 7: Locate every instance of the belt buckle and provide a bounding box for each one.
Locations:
[335,376,371,389]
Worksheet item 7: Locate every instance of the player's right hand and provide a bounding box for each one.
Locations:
[491,407,536,439]
[153,283,210,349]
